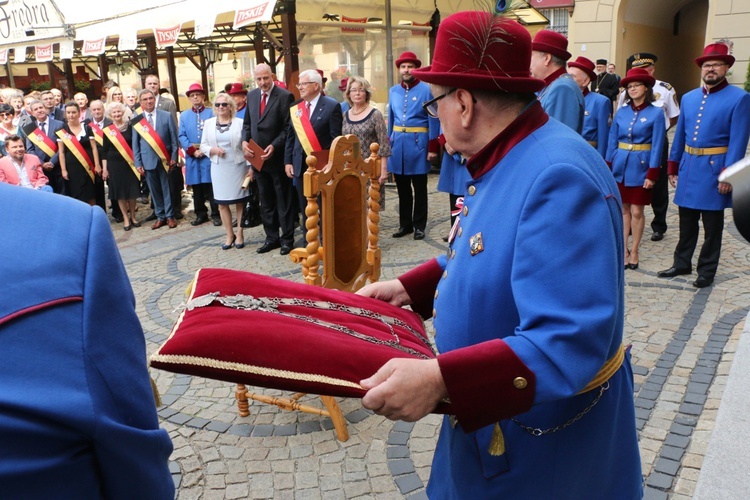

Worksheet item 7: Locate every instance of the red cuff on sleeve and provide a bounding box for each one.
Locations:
[428,139,440,154]
[438,339,535,432]
[398,258,443,320]
[646,167,660,181]
[186,146,197,156]
[606,161,612,170]
[667,160,679,176]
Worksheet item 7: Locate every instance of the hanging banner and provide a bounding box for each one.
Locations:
[14,47,26,63]
[195,21,214,40]
[0,49,7,65]
[118,33,138,52]
[341,16,367,33]
[59,39,74,60]
[0,0,68,46]
[35,44,53,62]
[154,24,181,48]
[82,38,106,56]
[233,3,271,29]
[411,21,430,36]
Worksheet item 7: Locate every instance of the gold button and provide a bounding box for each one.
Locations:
[458,227,463,237]
[432,308,437,318]
[462,206,469,217]
[451,249,456,259]
[434,290,439,299]
[468,185,477,196]
[513,377,528,389]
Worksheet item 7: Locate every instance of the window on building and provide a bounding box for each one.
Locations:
[539,8,569,37]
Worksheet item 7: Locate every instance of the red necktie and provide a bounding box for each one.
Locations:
[260,93,267,117]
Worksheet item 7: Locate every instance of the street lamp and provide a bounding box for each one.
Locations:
[201,43,220,65]
[113,52,124,66]
[232,50,238,70]
[137,51,150,71]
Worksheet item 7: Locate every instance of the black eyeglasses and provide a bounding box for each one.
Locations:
[422,88,457,118]
[215,102,230,107]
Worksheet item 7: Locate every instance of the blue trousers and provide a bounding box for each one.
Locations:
[144,167,173,220]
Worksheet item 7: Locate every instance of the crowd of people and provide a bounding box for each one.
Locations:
[2,6,749,496]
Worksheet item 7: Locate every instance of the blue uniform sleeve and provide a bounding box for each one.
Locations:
[596,100,611,158]
[605,112,620,163]
[726,92,750,166]
[649,109,666,169]
[503,164,623,402]
[543,84,583,133]
[83,208,174,499]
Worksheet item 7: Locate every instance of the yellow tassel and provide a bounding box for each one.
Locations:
[150,375,162,407]
[488,422,506,456]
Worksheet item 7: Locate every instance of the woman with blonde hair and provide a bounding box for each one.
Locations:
[106,86,124,104]
[102,101,141,230]
[200,93,252,249]
[342,76,390,201]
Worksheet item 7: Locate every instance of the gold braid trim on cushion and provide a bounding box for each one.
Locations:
[149,353,363,390]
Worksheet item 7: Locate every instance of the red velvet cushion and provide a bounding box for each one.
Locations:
[150,268,435,398]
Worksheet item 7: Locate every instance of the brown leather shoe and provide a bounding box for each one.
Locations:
[167,217,178,228]
[151,219,166,230]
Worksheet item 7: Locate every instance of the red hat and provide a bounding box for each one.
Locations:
[532,30,572,61]
[395,51,422,68]
[620,67,655,89]
[185,83,206,97]
[695,43,735,68]
[567,56,596,81]
[315,69,328,85]
[412,12,544,93]
[227,83,247,95]
[338,77,348,92]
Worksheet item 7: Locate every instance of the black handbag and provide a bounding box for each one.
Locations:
[241,180,262,228]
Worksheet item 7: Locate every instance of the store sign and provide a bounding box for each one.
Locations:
[0,0,67,45]
[35,43,52,61]
[341,16,367,33]
[154,24,181,48]
[82,38,105,56]
[233,3,269,29]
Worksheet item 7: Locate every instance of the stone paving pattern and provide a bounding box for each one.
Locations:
[113,173,749,498]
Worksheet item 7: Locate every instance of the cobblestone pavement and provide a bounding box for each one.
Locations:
[114,173,749,499]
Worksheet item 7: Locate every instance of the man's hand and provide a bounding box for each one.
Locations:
[356,279,412,307]
[41,161,53,171]
[242,141,253,157]
[361,358,447,422]
[644,179,655,189]
[137,166,145,176]
[261,144,274,160]
[427,152,437,162]
[669,174,678,188]
[719,181,732,195]
[285,164,294,178]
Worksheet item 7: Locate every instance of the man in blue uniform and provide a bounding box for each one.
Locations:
[657,43,750,288]
[388,51,440,240]
[179,83,220,226]
[530,30,584,133]
[568,56,611,158]
[0,182,174,497]
[358,11,641,498]
[616,53,680,241]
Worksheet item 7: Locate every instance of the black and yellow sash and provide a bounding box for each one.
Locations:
[56,129,95,182]
[22,122,57,158]
[104,124,139,181]
[289,102,322,156]
[132,116,170,172]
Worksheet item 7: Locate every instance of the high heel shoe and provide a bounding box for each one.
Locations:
[221,235,236,250]
[235,239,245,249]
[627,262,639,270]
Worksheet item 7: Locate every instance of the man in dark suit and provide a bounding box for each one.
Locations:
[591,59,620,102]
[132,89,180,229]
[145,75,183,218]
[24,100,65,194]
[243,63,295,255]
[40,90,65,121]
[86,99,113,216]
[284,69,343,247]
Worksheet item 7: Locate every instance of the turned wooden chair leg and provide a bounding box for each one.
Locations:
[320,395,349,442]
[236,384,250,417]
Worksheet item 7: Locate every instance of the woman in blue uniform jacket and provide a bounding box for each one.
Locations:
[607,67,665,270]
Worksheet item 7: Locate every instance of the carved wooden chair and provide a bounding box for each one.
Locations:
[235,135,382,441]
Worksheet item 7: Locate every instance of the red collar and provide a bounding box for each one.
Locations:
[237,103,246,112]
[630,101,649,111]
[401,78,422,90]
[582,88,590,97]
[703,78,729,95]
[543,67,568,87]
[466,101,549,179]
[192,105,205,113]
